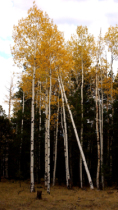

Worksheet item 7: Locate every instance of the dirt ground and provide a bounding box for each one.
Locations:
[0,180,118,210]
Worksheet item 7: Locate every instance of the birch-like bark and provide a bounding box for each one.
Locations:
[47,66,51,194]
[8,77,13,121]
[53,95,59,186]
[61,105,68,187]
[60,80,70,187]
[30,65,35,192]
[61,105,68,181]
[59,76,94,189]
[99,90,102,174]
[98,30,104,189]
[5,76,14,121]
[45,78,48,187]
[30,34,37,192]
[96,64,100,189]
[35,90,38,183]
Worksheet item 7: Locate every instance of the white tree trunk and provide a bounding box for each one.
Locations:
[47,67,51,194]
[99,90,102,181]
[30,64,35,192]
[45,79,48,187]
[5,75,14,120]
[60,81,70,187]
[58,75,94,189]
[30,34,37,192]
[8,77,13,121]
[61,105,68,182]
[96,64,100,190]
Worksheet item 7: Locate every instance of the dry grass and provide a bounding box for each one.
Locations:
[0,180,118,210]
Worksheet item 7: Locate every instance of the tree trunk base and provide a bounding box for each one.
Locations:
[67,179,73,189]
[37,190,42,199]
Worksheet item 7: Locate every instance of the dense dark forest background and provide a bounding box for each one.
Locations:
[0,75,118,187]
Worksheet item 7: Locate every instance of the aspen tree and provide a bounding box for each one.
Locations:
[104,25,118,182]
[11,3,52,192]
[42,23,67,192]
[102,55,113,184]
[96,60,100,189]
[98,30,104,189]
[30,33,37,192]
[4,75,14,178]
[5,76,14,121]
[45,79,48,187]
[98,89,102,183]
[58,75,94,189]
[59,77,70,187]
[11,2,74,192]
[75,26,95,188]
[35,88,39,182]
[47,66,51,194]
[60,104,68,181]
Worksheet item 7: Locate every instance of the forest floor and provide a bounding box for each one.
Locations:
[0,180,118,210]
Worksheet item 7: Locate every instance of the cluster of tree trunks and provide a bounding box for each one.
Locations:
[1,2,118,193]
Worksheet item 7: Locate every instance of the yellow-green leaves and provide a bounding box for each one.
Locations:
[11,2,73,113]
[104,25,118,58]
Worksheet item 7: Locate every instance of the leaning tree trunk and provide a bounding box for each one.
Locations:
[59,75,94,189]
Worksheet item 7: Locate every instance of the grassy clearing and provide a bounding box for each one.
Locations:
[0,180,118,210]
